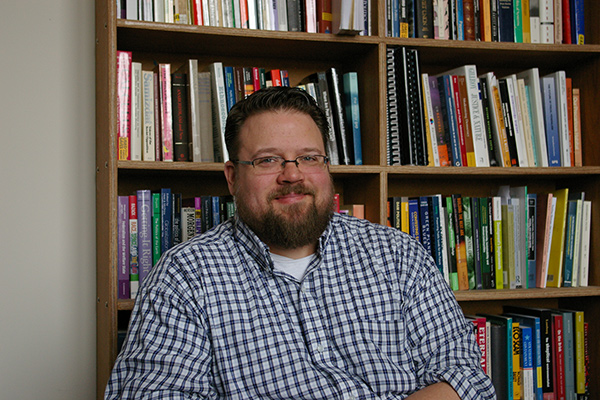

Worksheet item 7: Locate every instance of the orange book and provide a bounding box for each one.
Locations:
[452,194,470,290]
[572,88,583,166]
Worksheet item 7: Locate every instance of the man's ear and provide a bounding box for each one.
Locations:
[224,161,236,196]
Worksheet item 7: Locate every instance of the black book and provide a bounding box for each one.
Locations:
[326,67,352,165]
[478,77,499,166]
[171,72,190,161]
[497,78,519,166]
[386,48,401,165]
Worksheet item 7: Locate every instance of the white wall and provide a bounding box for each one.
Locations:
[0,0,96,399]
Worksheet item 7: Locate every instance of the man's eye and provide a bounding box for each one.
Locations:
[301,155,318,162]
[256,157,280,165]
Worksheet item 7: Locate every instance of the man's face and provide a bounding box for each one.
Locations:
[224,110,334,253]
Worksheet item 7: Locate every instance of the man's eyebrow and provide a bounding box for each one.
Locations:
[251,148,324,157]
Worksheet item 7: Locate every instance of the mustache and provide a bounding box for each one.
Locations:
[268,184,316,201]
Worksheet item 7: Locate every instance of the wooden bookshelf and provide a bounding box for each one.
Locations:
[96,1,600,398]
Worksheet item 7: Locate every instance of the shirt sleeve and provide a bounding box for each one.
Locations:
[401,242,496,400]
[104,252,218,400]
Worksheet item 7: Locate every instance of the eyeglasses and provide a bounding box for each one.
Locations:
[233,154,329,175]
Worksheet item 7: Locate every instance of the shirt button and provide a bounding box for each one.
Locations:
[316,344,325,353]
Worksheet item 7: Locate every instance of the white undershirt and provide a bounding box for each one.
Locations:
[270,252,315,281]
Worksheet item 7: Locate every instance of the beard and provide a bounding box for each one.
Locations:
[234,182,334,250]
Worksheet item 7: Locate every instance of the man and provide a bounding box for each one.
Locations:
[106,86,495,399]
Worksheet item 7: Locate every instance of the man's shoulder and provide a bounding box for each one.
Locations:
[331,213,406,241]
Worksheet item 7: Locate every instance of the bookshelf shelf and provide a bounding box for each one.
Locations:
[96,0,600,398]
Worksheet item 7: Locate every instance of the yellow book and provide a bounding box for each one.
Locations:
[522,0,531,43]
[400,197,410,234]
[512,322,522,400]
[547,188,569,287]
[572,310,585,393]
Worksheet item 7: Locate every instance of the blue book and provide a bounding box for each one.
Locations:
[136,189,153,286]
[431,195,444,274]
[570,0,585,44]
[223,66,236,112]
[437,75,462,166]
[456,0,464,40]
[342,72,363,165]
[211,196,221,228]
[498,0,515,42]
[562,199,578,287]
[521,325,535,400]
[419,196,432,256]
[506,313,543,400]
[160,188,173,254]
[408,197,420,243]
[540,76,561,167]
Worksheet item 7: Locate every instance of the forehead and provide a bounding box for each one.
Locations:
[238,110,325,156]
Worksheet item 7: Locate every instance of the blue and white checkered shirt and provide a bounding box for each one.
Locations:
[106,213,495,399]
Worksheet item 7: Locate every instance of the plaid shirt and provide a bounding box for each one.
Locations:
[106,213,495,399]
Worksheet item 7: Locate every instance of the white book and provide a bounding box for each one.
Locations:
[545,71,571,166]
[209,62,229,162]
[445,65,490,166]
[503,75,529,167]
[529,0,540,43]
[222,0,234,27]
[142,0,154,21]
[200,0,210,25]
[539,0,554,43]
[517,79,536,166]
[233,0,241,27]
[126,0,138,19]
[435,194,449,285]
[152,0,164,22]
[181,207,196,242]
[571,195,584,287]
[421,73,440,166]
[187,60,202,162]
[578,200,591,286]
[164,0,174,23]
[276,0,288,31]
[510,186,528,288]
[141,70,156,161]
[207,0,219,26]
[332,0,364,34]
[246,0,258,29]
[516,68,548,167]
[130,62,143,161]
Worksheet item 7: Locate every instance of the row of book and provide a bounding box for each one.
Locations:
[116,52,364,166]
[117,0,371,35]
[117,189,235,299]
[474,306,590,400]
[387,47,583,167]
[387,0,585,44]
[388,186,591,291]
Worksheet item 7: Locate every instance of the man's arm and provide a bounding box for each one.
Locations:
[405,382,461,400]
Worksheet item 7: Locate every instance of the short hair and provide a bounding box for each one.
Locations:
[224,86,330,161]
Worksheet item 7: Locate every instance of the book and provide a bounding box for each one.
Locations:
[540,75,561,167]
[535,193,556,289]
[427,75,450,166]
[547,188,569,287]
[136,189,153,286]
[303,71,341,165]
[332,0,364,34]
[540,0,555,43]
[479,314,514,399]
[414,0,433,38]
[171,71,190,161]
[421,73,439,166]
[480,72,511,167]
[572,87,582,166]
[152,192,161,264]
[316,0,332,33]
[438,74,462,166]
[452,194,469,290]
[160,188,173,254]
[209,62,229,162]
[578,200,591,287]
[157,63,174,161]
[551,313,566,400]
[443,65,490,167]
[128,195,139,298]
[141,69,156,161]
[553,309,575,400]
[386,47,400,166]
[516,68,549,167]
[521,324,536,400]
[545,71,571,167]
[504,306,555,399]
[342,72,363,165]
[527,193,537,289]
[491,195,504,289]
[117,50,132,161]
[570,0,584,44]
[117,196,130,299]
[445,196,459,291]
[396,47,428,166]
[130,62,143,161]
[326,67,351,164]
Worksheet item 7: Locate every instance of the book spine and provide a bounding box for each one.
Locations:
[492,196,504,289]
[158,64,174,161]
[117,51,132,160]
[142,69,156,161]
[137,190,153,286]
[160,188,173,254]
[130,62,143,161]
[171,72,190,161]
[152,192,161,264]
[128,195,139,298]
[209,62,229,162]
[117,196,130,299]
[445,196,459,290]
[342,72,363,165]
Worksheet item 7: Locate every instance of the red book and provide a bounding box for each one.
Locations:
[552,313,565,400]
[191,0,202,25]
[269,69,282,86]
[316,0,332,33]
[451,75,469,166]
[157,63,174,161]
[561,0,572,44]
